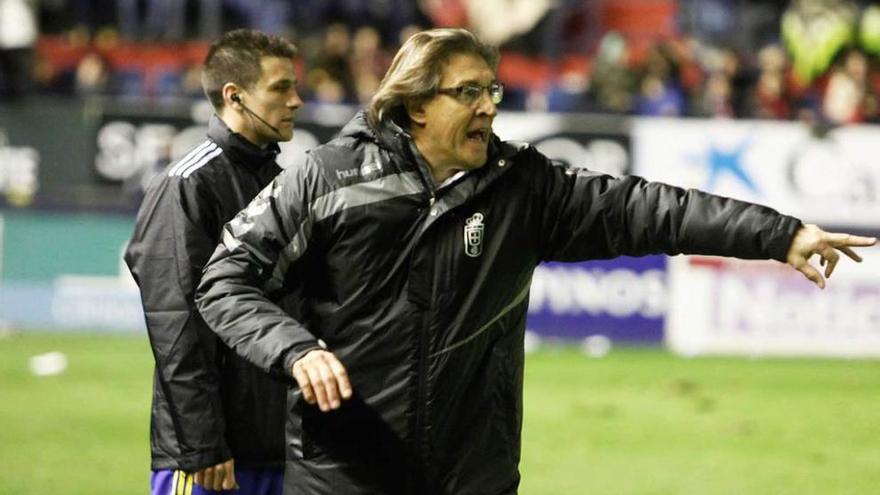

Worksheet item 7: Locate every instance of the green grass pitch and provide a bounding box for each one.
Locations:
[1,333,878,494]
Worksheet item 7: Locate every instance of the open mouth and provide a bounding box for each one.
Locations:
[466,128,489,143]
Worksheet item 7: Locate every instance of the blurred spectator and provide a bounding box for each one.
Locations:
[399,23,426,46]
[0,0,37,99]
[74,51,111,95]
[694,48,754,117]
[692,71,733,117]
[309,23,355,102]
[32,51,71,94]
[822,49,868,124]
[667,36,705,98]
[634,74,685,116]
[543,70,589,113]
[179,62,205,100]
[862,5,880,55]
[464,0,553,47]
[743,45,792,119]
[350,26,386,104]
[308,67,347,104]
[418,0,467,30]
[350,26,386,79]
[633,43,685,116]
[782,0,858,84]
[858,5,880,123]
[586,31,636,113]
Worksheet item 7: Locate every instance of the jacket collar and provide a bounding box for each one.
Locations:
[208,114,280,168]
[337,110,405,156]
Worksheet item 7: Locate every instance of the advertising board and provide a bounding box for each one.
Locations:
[633,118,880,228]
[528,256,667,342]
[666,249,880,358]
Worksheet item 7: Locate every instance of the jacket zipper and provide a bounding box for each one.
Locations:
[414,192,435,488]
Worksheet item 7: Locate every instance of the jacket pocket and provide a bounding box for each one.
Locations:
[301,395,404,467]
[489,340,524,465]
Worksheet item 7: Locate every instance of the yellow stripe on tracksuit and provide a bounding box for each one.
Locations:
[170,470,192,495]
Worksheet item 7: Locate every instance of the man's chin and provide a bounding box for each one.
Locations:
[465,152,488,169]
[278,129,295,142]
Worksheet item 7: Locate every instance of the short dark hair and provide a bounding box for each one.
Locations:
[202,29,298,110]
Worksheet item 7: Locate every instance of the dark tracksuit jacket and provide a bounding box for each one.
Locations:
[195,111,802,493]
[125,115,286,471]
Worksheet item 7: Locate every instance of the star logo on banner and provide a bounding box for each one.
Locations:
[700,138,759,195]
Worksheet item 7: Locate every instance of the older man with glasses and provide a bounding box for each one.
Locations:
[195,28,875,494]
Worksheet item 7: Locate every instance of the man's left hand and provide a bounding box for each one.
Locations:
[786,224,876,289]
[193,458,238,491]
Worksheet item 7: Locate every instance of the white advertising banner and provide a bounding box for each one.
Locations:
[632,118,880,228]
[666,248,880,358]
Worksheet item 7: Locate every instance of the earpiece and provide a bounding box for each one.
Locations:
[229,92,282,137]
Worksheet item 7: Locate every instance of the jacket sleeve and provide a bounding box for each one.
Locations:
[124,177,230,471]
[532,149,803,262]
[196,163,323,379]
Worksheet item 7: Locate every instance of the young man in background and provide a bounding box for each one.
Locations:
[125,29,303,495]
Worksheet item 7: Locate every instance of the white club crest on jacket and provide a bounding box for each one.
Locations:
[464,212,485,258]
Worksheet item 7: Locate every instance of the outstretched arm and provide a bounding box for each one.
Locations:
[785,224,876,289]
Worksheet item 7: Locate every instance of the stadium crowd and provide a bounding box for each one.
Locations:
[4,0,880,126]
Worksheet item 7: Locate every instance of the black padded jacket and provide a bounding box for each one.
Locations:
[125,115,286,471]
[196,111,802,493]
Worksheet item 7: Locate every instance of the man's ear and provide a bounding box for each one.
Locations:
[222,83,242,107]
[405,98,427,126]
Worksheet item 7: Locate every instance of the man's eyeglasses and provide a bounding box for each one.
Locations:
[435,82,504,106]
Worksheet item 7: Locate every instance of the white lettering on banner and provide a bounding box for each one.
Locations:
[96,122,178,181]
[0,130,39,204]
[666,254,880,358]
[787,134,875,207]
[94,119,320,184]
[529,265,666,318]
[50,282,145,330]
[714,278,880,337]
[534,137,628,176]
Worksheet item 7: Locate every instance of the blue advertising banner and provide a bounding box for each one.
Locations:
[526,255,667,343]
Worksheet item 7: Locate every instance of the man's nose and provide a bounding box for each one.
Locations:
[475,89,497,117]
[288,90,304,109]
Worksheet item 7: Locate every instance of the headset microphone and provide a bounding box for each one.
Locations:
[231,94,283,137]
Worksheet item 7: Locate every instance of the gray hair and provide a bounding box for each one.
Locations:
[368,28,499,128]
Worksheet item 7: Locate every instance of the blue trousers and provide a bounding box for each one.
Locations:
[151,468,283,495]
